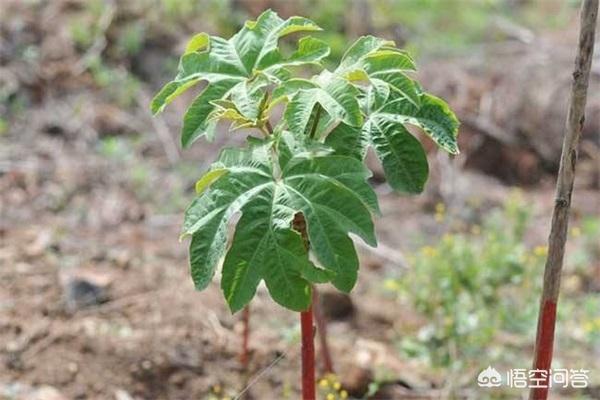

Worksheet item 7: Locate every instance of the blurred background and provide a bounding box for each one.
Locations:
[1,0,599,399]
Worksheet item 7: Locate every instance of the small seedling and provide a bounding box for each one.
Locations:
[151,9,458,398]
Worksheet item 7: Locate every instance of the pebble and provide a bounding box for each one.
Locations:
[31,386,67,400]
[341,366,373,398]
[318,290,355,321]
[64,278,108,312]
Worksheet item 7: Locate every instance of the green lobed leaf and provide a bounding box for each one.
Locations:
[184,33,210,55]
[338,35,395,71]
[325,88,457,193]
[183,143,378,311]
[367,118,429,193]
[369,71,419,106]
[180,36,250,79]
[150,79,200,115]
[282,156,377,292]
[277,130,333,171]
[154,15,460,315]
[270,78,317,107]
[221,189,313,313]
[229,78,268,121]
[335,36,419,106]
[152,9,328,146]
[181,79,240,146]
[324,122,369,161]
[195,168,228,194]
[365,78,390,113]
[150,35,248,116]
[233,10,322,73]
[284,75,363,136]
[281,36,330,67]
[189,219,227,291]
[151,39,246,118]
[363,50,416,73]
[377,93,460,155]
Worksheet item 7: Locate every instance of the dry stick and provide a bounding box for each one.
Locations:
[234,343,297,400]
[529,1,598,399]
[294,213,316,400]
[313,289,335,374]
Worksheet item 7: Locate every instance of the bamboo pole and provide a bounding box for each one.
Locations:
[529,1,598,399]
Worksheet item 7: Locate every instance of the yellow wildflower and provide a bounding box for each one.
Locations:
[421,246,437,257]
[434,203,446,222]
[533,246,548,257]
[583,321,594,332]
[384,279,400,291]
[582,317,600,333]
[435,202,446,214]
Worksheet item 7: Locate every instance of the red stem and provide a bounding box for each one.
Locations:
[294,212,316,398]
[240,305,250,369]
[301,305,316,400]
[313,289,334,373]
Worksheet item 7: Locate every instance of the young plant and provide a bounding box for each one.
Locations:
[151,9,459,398]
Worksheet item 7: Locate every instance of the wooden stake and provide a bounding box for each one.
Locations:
[529,1,598,399]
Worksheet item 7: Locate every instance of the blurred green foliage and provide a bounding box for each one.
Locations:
[63,0,580,73]
[68,0,106,50]
[46,0,580,141]
[384,192,600,395]
[1,0,580,128]
[386,193,541,371]
[96,135,196,214]
[370,0,578,57]
[88,59,141,108]
[0,118,7,135]
[117,22,146,57]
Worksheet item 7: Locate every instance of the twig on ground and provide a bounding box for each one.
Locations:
[462,114,520,146]
[73,0,116,75]
[138,90,181,165]
[75,288,163,316]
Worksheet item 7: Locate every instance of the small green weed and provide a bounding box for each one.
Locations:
[385,193,600,394]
